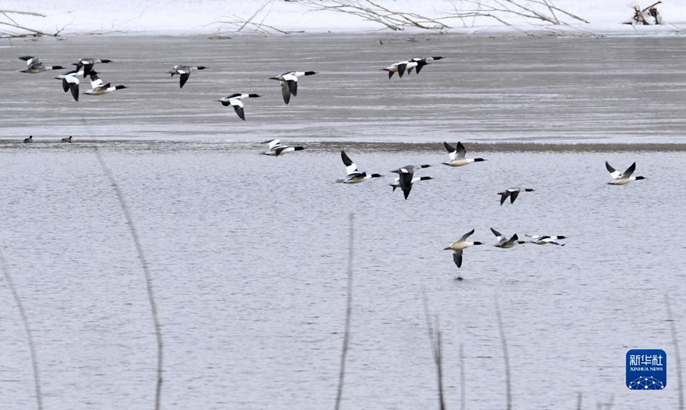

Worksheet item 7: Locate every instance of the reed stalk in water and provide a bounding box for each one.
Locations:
[0,248,43,410]
[495,297,511,410]
[95,148,164,410]
[667,294,684,410]
[422,290,446,410]
[334,213,355,410]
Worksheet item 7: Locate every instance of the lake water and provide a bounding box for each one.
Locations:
[0,34,685,410]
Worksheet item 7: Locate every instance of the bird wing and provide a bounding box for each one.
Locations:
[280,81,291,104]
[399,171,414,199]
[452,250,463,268]
[458,229,475,243]
[179,73,190,88]
[509,190,520,204]
[397,63,407,78]
[287,80,298,97]
[233,105,245,120]
[455,141,467,159]
[341,151,358,175]
[499,192,509,206]
[90,74,104,89]
[620,162,636,179]
[605,161,621,179]
[443,142,458,161]
[490,228,503,240]
[267,139,281,149]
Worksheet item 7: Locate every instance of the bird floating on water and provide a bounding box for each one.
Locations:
[442,141,485,167]
[444,229,483,269]
[23,136,33,143]
[168,64,207,88]
[606,161,645,185]
[269,71,317,105]
[218,93,260,120]
[498,187,535,205]
[526,235,566,246]
[61,136,73,143]
[262,139,305,156]
[19,56,63,74]
[337,151,383,184]
[491,228,523,248]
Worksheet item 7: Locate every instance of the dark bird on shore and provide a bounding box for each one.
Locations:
[168,64,207,88]
[19,56,63,73]
[269,71,317,105]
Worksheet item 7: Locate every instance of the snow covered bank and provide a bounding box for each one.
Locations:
[2,0,686,36]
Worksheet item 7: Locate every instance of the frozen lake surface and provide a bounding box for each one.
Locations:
[0,140,685,410]
[1,34,686,144]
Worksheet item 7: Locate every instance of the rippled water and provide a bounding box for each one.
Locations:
[1,34,686,143]
[0,140,685,409]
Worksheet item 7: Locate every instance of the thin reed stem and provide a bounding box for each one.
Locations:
[0,248,43,410]
[334,213,355,410]
[95,148,164,410]
[495,297,511,410]
[667,294,684,410]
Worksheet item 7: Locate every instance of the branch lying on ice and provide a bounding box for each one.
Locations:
[446,0,589,27]
[302,0,449,31]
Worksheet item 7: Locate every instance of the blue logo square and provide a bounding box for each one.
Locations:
[626,349,667,390]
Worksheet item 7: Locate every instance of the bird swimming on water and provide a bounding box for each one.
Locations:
[23,136,33,143]
[442,141,485,167]
[444,229,483,268]
[61,136,73,143]
[168,64,207,88]
[270,71,317,105]
[218,93,260,120]
[336,151,383,184]
[605,161,645,185]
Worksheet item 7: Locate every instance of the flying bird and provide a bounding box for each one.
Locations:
[270,71,317,104]
[19,56,63,73]
[497,187,535,205]
[73,58,112,77]
[84,72,127,95]
[606,161,645,185]
[390,165,432,199]
[383,56,442,79]
[262,139,305,156]
[526,235,566,246]
[61,74,80,102]
[442,141,485,167]
[218,93,260,120]
[491,228,523,248]
[408,56,443,74]
[168,64,207,88]
[444,229,483,268]
[336,151,383,183]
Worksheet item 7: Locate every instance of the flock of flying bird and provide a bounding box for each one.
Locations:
[16,53,647,272]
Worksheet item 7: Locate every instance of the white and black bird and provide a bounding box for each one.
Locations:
[61,136,73,143]
[55,66,85,80]
[442,141,485,167]
[606,161,645,185]
[19,56,63,74]
[383,60,414,79]
[491,228,523,248]
[61,74,80,102]
[218,93,260,120]
[444,229,483,268]
[84,72,127,95]
[73,58,112,77]
[23,135,33,143]
[336,151,383,183]
[498,187,535,205]
[390,165,432,199]
[262,139,305,156]
[408,56,443,74]
[526,235,566,246]
[168,64,207,88]
[270,71,317,105]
